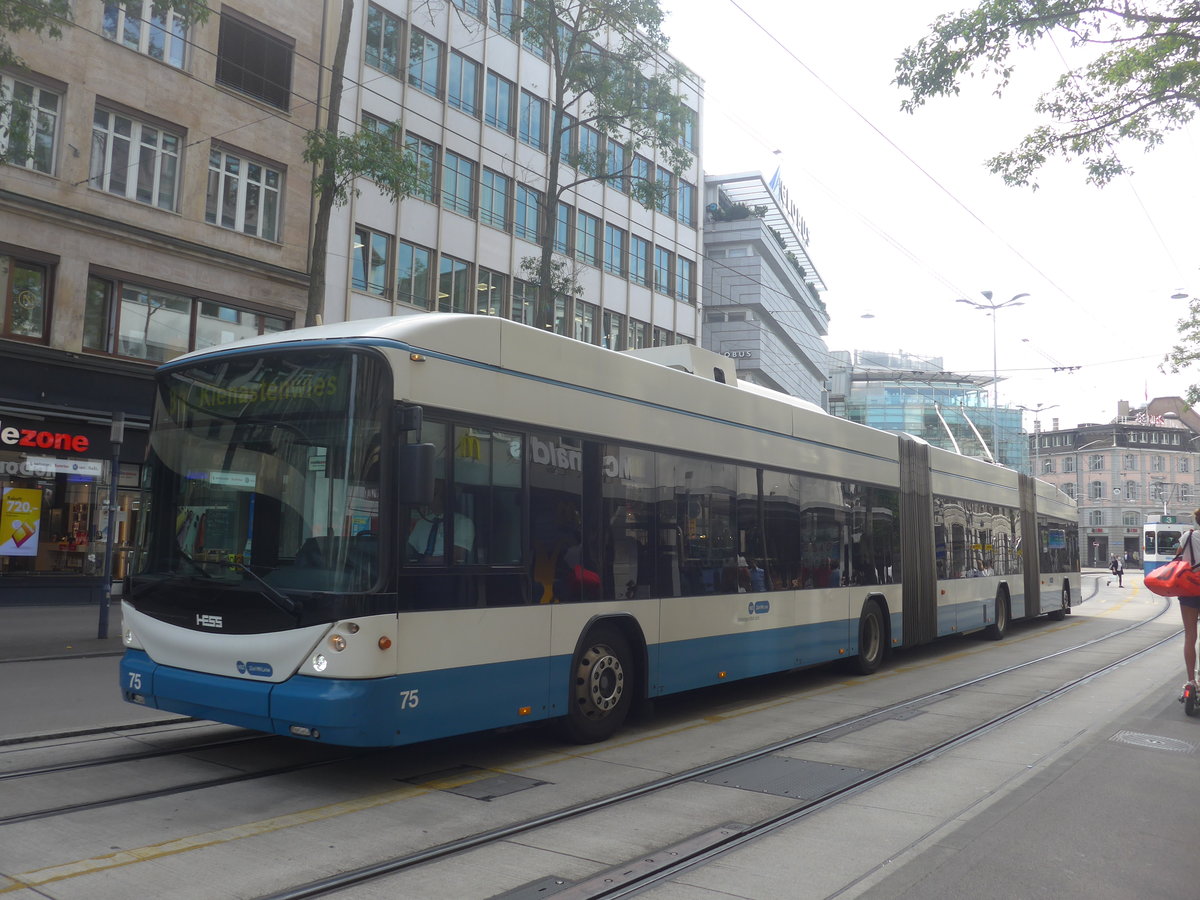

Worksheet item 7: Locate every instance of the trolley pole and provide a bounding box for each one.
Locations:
[98,412,124,640]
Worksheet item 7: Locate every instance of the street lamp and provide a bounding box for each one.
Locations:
[1018,403,1059,475]
[956,291,1030,413]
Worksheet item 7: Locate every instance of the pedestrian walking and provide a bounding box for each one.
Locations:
[1109,554,1123,587]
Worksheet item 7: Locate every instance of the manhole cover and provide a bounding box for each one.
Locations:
[1109,731,1195,754]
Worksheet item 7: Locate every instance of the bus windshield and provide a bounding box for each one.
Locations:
[136,349,388,595]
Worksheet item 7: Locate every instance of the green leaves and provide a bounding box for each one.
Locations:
[302,126,422,207]
[896,0,1200,187]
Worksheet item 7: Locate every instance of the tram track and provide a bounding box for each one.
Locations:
[254,595,1177,900]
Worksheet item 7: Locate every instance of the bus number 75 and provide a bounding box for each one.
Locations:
[399,689,420,710]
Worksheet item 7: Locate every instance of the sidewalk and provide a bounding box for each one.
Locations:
[0,601,125,662]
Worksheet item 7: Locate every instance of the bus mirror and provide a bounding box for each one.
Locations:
[399,442,435,506]
[395,404,424,434]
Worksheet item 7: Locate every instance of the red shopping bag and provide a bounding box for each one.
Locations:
[1144,558,1200,597]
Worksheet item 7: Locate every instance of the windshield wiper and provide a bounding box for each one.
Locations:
[228,561,302,619]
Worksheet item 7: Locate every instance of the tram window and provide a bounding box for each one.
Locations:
[600,445,655,600]
[797,474,846,588]
[736,467,768,591]
[660,454,737,596]
[529,431,596,603]
[451,425,522,565]
[760,469,802,591]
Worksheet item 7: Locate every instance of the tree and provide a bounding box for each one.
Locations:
[515,0,695,329]
[0,1,209,166]
[1164,297,1200,406]
[303,0,421,327]
[895,1,1200,188]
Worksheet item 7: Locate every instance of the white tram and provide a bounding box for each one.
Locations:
[120,315,1080,746]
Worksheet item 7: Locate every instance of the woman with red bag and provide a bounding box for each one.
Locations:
[1177,509,1200,701]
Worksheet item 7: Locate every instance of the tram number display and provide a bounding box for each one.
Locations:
[398,689,421,710]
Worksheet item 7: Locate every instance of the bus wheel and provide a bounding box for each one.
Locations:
[562,626,633,744]
[1049,583,1069,621]
[984,593,1009,640]
[854,601,885,675]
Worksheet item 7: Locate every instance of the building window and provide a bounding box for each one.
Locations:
[606,138,627,191]
[1123,511,1140,527]
[1181,458,1191,473]
[554,202,572,253]
[676,334,695,345]
[629,235,650,287]
[1183,485,1192,504]
[0,75,59,174]
[1126,481,1138,501]
[448,51,481,116]
[441,150,475,216]
[404,133,438,203]
[675,255,695,302]
[365,3,402,76]
[1150,482,1165,501]
[1063,456,1075,473]
[653,246,673,295]
[511,279,536,325]
[396,241,432,309]
[1088,454,1104,471]
[451,0,483,19]
[90,108,181,211]
[438,254,472,313]
[205,147,282,241]
[1123,453,1136,470]
[519,91,546,149]
[1088,480,1104,500]
[515,184,541,242]
[484,71,514,133]
[1151,455,1165,472]
[102,2,189,67]
[353,226,392,297]
[362,112,399,145]
[574,299,598,343]
[480,169,511,231]
[677,179,696,226]
[1089,510,1103,526]
[1,254,49,340]
[476,268,507,316]
[577,125,601,175]
[603,224,626,275]
[1041,457,1054,474]
[603,310,624,349]
[655,166,674,215]
[629,319,649,349]
[558,111,576,164]
[521,19,546,58]
[575,211,600,266]
[489,0,516,36]
[215,13,293,110]
[1062,482,1075,500]
[652,327,671,347]
[408,29,443,96]
[630,155,651,202]
[83,274,286,361]
[678,107,696,151]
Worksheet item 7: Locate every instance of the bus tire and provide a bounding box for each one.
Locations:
[853,600,885,675]
[984,592,1009,640]
[561,625,634,744]
[1048,583,1069,621]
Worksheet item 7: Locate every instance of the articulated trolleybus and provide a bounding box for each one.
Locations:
[120,316,1080,747]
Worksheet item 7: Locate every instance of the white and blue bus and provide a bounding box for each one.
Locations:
[1143,515,1187,575]
[120,316,1080,747]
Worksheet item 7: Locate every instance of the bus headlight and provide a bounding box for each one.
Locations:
[311,654,329,673]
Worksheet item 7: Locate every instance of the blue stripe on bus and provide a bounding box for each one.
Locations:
[120,592,1043,748]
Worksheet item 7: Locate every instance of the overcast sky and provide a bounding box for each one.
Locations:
[661,0,1200,431]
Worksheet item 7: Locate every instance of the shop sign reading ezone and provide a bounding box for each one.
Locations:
[0,420,90,453]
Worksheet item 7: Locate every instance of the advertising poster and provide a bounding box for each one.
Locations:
[1,486,43,557]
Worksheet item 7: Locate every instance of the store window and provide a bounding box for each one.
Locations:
[1,253,50,341]
[0,438,142,585]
